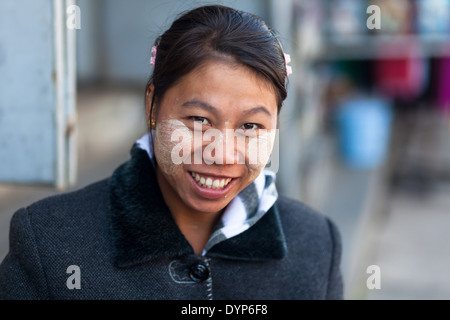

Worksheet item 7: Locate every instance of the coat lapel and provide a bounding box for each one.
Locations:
[109,145,287,268]
[206,205,287,261]
[109,146,193,268]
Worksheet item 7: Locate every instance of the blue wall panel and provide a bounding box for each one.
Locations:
[0,0,56,183]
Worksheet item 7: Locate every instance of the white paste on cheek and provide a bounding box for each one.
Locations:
[153,119,276,183]
[245,129,276,178]
[154,120,193,176]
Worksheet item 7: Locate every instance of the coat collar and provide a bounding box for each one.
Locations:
[109,146,287,268]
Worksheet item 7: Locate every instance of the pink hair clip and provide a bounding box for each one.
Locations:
[150,46,157,66]
[284,53,292,77]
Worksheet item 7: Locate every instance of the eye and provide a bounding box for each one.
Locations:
[240,123,260,131]
[190,116,211,126]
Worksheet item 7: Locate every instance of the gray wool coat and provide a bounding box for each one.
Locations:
[0,146,343,300]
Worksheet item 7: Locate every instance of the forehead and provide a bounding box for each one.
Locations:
[161,60,278,114]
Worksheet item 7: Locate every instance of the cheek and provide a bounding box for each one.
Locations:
[245,130,276,176]
[154,120,192,177]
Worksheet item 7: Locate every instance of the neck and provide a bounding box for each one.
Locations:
[156,168,222,255]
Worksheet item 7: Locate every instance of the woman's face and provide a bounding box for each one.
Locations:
[148,61,278,214]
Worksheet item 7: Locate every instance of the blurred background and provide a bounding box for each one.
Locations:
[1,0,450,299]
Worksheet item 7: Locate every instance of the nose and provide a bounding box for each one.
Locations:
[223,129,246,165]
[200,128,246,165]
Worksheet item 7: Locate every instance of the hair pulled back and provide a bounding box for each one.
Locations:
[147,5,289,121]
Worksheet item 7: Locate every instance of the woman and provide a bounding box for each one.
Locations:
[0,5,343,299]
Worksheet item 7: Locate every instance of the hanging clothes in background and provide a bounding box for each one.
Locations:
[370,0,414,35]
[436,56,450,114]
[416,0,450,115]
[373,40,429,103]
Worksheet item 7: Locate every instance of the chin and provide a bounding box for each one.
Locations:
[185,195,232,215]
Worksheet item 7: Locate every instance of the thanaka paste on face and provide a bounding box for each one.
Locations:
[153,119,193,176]
[153,119,275,182]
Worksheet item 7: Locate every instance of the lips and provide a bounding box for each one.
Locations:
[190,172,232,190]
[187,170,238,200]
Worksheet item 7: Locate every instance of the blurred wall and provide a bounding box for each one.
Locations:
[0,0,56,183]
[76,0,269,86]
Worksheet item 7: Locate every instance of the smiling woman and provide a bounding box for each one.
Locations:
[0,5,343,300]
[149,61,278,252]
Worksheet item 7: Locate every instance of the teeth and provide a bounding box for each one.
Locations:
[191,172,233,189]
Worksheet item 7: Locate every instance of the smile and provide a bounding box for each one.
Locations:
[190,172,232,190]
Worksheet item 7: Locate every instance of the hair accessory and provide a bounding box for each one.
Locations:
[284,53,292,77]
[150,46,157,66]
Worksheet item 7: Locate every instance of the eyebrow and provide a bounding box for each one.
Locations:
[241,106,272,117]
[181,99,272,117]
[182,99,217,114]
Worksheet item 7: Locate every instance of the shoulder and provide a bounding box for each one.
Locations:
[10,178,112,247]
[275,195,342,255]
[10,177,113,257]
[0,178,113,299]
[28,178,110,212]
[22,178,111,223]
[274,195,344,299]
[276,195,338,231]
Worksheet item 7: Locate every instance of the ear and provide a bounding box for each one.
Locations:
[145,83,156,121]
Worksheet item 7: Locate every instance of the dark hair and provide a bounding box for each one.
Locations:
[147,5,289,124]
